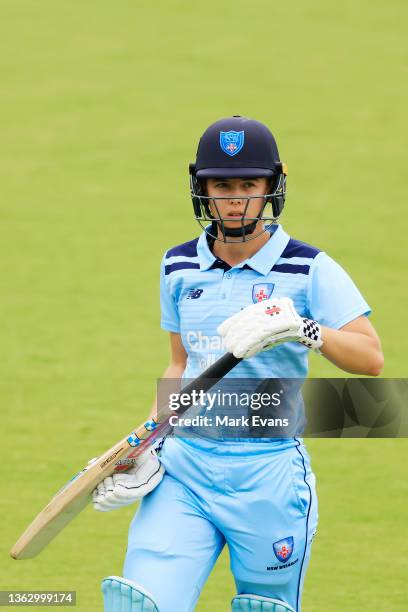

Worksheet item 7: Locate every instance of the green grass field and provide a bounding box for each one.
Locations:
[1,1,407,609]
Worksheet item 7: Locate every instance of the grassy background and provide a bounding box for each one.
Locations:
[1,1,407,610]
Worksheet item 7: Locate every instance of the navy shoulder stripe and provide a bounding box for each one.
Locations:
[272,263,310,275]
[165,262,200,276]
[166,237,199,259]
[281,238,320,260]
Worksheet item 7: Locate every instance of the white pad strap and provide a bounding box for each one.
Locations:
[232,594,296,612]
[102,576,158,612]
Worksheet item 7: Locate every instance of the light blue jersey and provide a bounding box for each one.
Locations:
[161,224,371,379]
[160,224,370,446]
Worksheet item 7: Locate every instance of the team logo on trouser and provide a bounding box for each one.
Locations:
[273,536,294,562]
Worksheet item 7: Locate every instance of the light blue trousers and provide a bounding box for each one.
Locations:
[124,438,318,612]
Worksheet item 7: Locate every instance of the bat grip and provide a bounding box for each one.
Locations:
[155,352,242,421]
[180,352,241,397]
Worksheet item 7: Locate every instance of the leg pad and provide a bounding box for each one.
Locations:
[102,576,158,612]
[232,594,296,612]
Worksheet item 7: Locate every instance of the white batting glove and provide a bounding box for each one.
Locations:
[217,297,323,359]
[92,440,165,512]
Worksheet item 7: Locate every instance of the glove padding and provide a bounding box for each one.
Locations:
[217,297,323,359]
[92,442,165,512]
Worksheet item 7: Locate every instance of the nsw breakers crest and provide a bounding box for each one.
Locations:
[252,283,275,303]
[220,131,245,156]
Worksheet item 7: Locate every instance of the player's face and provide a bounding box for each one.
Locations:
[206,177,269,230]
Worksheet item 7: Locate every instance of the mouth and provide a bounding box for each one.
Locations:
[226,212,245,218]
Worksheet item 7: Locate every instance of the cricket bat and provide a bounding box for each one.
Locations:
[10,352,241,560]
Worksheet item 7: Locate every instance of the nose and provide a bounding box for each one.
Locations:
[227,188,244,205]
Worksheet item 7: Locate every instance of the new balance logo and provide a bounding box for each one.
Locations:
[186,289,203,299]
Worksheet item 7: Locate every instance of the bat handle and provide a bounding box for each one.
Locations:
[201,352,241,379]
[181,352,241,396]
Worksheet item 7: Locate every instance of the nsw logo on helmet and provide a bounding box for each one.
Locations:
[219,131,244,157]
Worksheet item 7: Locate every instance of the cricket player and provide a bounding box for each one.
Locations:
[94,117,384,611]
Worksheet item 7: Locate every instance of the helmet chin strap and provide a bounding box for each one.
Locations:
[210,218,259,240]
[226,219,259,237]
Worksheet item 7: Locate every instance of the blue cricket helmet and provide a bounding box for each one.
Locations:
[194,116,282,178]
[189,116,288,242]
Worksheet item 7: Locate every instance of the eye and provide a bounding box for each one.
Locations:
[214,181,229,189]
[243,181,256,188]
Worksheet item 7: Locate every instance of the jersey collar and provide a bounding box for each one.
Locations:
[197,224,290,276]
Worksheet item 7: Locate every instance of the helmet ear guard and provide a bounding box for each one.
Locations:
[266,162,287,218]
[276,161,288,176]
[189,162,214,219]
[189,163,202,217]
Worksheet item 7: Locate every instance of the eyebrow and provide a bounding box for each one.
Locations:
[211,177,260,182]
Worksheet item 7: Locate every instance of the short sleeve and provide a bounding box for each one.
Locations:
[160,256,180,332]
[307,252,371,329]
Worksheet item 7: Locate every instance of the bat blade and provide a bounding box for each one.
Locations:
[10,419,171,560]
[10,352,240,559]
